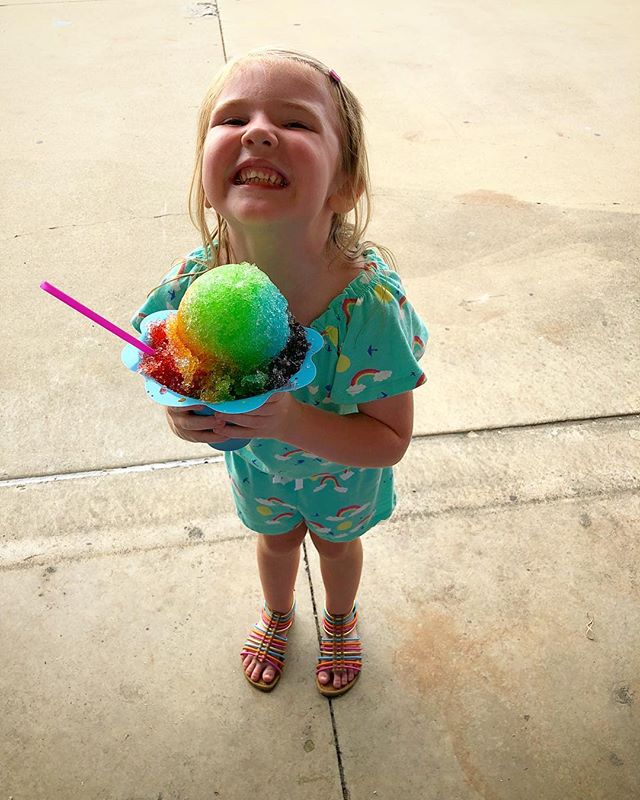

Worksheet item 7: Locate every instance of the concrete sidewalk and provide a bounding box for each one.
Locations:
[2,1,639,798]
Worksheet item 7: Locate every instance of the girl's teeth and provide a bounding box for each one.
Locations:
[236,169,286,186]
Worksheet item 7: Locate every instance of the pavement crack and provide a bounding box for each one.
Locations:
[0,456,224,488]
[3,413,638,486]
[303,541,351,800]
[415,411,640,441]
[0,532,253,573]
[216,0,227,62]
[398,482,639,522]
[9,212,187,241]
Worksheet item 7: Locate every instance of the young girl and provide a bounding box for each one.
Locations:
[132,48,428,697]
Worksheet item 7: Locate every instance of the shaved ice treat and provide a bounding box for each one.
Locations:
[139,263,309,402]
[178,263,290,371]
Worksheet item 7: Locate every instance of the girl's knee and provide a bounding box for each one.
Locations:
[309,532,361,559]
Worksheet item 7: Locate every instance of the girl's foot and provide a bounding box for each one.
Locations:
[242,652,278,686]
[316,605,362,697]
[240,598,295,692]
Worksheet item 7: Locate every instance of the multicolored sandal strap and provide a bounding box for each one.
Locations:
[316,604,362,676]
[240,600,295,675]
[321,604,358,637]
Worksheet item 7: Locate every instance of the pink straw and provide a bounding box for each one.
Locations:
[40,281,155,356]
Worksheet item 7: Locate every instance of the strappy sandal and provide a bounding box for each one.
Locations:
[316,604,362,697]
[240,598,295,692]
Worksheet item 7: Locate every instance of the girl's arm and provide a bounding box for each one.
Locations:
[167,391,414,468]
[282,392,414,467]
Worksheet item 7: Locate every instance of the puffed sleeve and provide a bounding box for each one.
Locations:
[328,268,429,405]
[130,247,210,333]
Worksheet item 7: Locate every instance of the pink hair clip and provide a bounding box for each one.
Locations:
[328,69,341,84]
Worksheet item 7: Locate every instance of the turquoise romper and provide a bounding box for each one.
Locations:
[132,247,429,542]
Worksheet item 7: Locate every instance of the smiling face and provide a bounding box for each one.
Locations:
[201,60,350,234]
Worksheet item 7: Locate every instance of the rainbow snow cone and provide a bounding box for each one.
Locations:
[122,263,323,451]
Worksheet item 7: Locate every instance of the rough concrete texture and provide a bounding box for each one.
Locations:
[1,0,639,798]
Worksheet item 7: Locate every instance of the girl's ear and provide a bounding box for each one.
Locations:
[328,178,363,214]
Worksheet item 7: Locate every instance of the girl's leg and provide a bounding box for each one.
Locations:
[309,533,363,690]
[242,521,307,685]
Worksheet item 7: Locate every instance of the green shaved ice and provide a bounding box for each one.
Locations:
[236,371,269,397]
[178,262,289,372]
[200,373,235,403]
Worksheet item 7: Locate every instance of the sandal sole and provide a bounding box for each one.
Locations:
[243,668,281,692]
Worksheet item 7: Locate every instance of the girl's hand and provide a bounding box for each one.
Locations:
[208,391,298,442]
[165,392,299,444]
[165,405,226,444]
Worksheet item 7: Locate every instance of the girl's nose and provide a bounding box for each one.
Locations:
[241,118,278,148]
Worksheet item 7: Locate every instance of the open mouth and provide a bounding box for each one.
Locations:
[233,167,289,188]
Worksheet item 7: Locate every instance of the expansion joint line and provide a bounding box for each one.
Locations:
[303,540,351,800]
[416,411,640,440]
[216,1,228,63]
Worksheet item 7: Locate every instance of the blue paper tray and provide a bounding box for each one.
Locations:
[122,310,324,450]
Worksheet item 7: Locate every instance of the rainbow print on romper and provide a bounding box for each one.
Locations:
[255,495,298,525]
[412,335,426,358]
[326,504,371,538]
[274,447,330,466]
[326,503,371,523]
[274,447,307,461]
[341,297,360,325]
[264,511,297,526]
[311,473,349,494]
[310,506,374,540]
[346,368,392,396]
[255,496,297,509]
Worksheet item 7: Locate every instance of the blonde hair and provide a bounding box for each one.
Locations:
[188,47,395,271]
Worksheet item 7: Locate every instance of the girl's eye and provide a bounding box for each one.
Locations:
[222,118,246,126]
[285,121,310,130]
